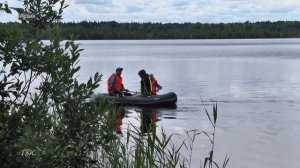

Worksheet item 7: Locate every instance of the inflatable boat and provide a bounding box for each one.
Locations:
[90,92,177,107]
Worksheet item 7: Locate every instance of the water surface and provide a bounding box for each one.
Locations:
[78,39,300,168]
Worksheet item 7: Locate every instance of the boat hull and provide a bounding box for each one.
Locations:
[91,92,177,107]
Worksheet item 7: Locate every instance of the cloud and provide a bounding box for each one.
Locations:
[69,0,118,14]
[170,0,193,11]
[172,0,190,7]
[74,0,112,5]
[83,5,117,13]
[126,5,144,13]
[1,0,300,23]
[270,7,295,14]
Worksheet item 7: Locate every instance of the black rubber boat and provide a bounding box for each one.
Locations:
[90,92,177,107]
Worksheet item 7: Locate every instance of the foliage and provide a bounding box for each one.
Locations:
[0,1,115,167]
[0,1,12,14]
[202,103,230,168]
[2,21,300,39]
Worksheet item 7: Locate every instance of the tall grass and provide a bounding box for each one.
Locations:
[94,103,230,168]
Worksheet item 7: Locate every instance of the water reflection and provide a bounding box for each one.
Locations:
[136,106,177,134]
[108,107,126,134]
[137,107,158,134]
[109,106,178,134]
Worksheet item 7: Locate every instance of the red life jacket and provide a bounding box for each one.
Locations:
[151,77,158,95]
[151,111,157,123]
[107,73,123,92]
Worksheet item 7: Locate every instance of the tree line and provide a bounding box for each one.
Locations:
[1,21,300,39]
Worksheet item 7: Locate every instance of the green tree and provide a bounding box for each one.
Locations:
[1,1,114,167]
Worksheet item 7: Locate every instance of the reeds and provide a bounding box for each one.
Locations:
[94,103,229,168]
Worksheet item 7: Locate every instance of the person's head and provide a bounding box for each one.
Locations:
[150,74,154,79]
[116,67,123,75]
[138,69,146,78]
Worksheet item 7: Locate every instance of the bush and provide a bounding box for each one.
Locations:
[1,1,115,167]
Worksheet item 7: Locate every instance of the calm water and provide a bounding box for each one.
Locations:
[77,39,300,168]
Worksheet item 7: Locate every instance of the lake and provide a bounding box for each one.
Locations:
[77,39,300,168]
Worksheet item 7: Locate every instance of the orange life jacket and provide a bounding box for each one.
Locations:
[151,77,158,95]
[107,73,123,92]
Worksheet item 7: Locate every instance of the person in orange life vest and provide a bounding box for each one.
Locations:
[107,67,131,96]
[149,74,162,95]
[108,108,125,134]
[138,69,152,96]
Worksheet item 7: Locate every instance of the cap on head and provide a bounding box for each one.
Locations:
[116,67,123,72]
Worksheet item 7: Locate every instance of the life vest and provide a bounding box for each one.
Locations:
[151,77,158,95]
[107,73,123,92]
[151,111,157,124]
[140,75,152,95]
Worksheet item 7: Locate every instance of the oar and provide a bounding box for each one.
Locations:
[125,90,138,94]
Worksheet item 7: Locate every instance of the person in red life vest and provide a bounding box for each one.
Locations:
[108,108,125,134]
[149,74,162,95]
[107,67,131,96]
[138,69,152,96]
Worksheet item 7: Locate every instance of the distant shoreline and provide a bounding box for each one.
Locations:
[1,21,300,40]
[66,37,300,40]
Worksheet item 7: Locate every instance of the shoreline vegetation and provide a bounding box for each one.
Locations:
[0,1,231,167]
[1,21,300,40]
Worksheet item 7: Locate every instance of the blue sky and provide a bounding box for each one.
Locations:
[1,0,300,23]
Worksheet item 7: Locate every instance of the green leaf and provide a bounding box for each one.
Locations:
[87,77,92,87]
[213,103,217,124]
[213,161,220,168]
[202,131,213,144]
[25,124,33,136]
[222,154,230,168]
[71,66,80,74]
[16,81,24,91]
[94,72,99,81]
[65,41,70,50]
[204,157,210,168]
[5,8,11,14]
[3,4,11,14]
[205,108,214,127]
[11,7,24,14]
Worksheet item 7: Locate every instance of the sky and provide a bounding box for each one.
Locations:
[1,0,300,23]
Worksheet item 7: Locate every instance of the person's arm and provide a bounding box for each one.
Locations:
[156,83,162,90]
[121,84,129,92]
[140,80,144,93]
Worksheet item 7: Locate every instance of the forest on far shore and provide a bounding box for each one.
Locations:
[1,21,300,39]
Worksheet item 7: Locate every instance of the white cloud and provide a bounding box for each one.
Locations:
[1,0,300,23]
[74,0,112,5]
[126,5,144,13]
